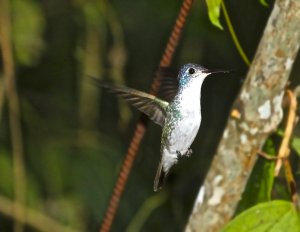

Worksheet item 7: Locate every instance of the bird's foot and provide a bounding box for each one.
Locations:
[176,150,182,159]
[186,148,193,157]
[176,149,192,159]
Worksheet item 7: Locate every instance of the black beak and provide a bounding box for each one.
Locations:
[203,69,231,75]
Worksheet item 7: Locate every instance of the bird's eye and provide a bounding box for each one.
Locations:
[188,68,195,75]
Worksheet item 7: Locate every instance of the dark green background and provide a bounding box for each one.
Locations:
[1,0,299,231]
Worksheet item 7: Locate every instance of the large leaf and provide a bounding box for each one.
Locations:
[236,138,276,213]
[223,201,300,232]
[206,0,223,30]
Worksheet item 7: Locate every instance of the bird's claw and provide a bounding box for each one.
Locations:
[186,148,192,157]
[176,148,192,159]
[176,150,182,159]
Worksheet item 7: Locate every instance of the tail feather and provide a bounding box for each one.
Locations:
[154,161,168,192]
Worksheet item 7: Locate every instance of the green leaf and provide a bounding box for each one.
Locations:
[236,138,276,213]
[259,0,269,7]
[276,129,284,136]
[12,0,45,66]
[223,201,300,232]
[206,0,223,30]
[292,137,300,157]
[0,150,13,197]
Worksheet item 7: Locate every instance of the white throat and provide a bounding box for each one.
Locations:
[179,75,206,102]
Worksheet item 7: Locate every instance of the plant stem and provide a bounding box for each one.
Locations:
[0,1,26,231]
[221,1,251,66]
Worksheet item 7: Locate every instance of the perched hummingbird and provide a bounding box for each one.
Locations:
[97,63,228,191]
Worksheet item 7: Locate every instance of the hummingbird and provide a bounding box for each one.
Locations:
[97,63,228,191]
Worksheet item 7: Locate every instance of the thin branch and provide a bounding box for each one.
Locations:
[99,0,194,231]
[258,89,298,205]
[0,196,80,232]
[0,1,26,232]
[257,150,278,160]
[274,89,297,176]
[275,89,298,206]
[186,1,300,231]
[221,1,251,66]
[283,158,298,207]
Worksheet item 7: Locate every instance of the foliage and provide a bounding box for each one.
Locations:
[292,137,300,157]
[205,0,269,32]
[205,0,223,30]
[223,201,300,232]
[260,0,269,7]
[12,0,45,66]
[0,0,299,231]
[236,138,276,213]
[0,149,13,198]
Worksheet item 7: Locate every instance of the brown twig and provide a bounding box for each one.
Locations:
[99,1,194,231]
[275,89,298,206]
[274,90,297,176]
[257,150,278,160]
[0,195,80,232]
[283,157,298,207]
[0,1,26,232]
[257,89,298,205]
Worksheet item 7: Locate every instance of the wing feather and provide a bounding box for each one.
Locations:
[99,82,168,127]
[156,67,179,102]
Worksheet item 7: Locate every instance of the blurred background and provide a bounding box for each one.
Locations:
[0,0,299,231]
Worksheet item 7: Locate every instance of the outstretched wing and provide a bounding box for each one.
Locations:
[97,80,169,127]
[156,67,179,102]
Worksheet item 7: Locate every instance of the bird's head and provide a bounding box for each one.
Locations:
[178,63,229,88]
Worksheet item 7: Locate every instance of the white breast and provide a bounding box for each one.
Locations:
[160,71,208,172]
[164,76,204,154]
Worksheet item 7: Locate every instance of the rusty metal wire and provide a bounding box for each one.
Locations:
[99,1,194,231]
